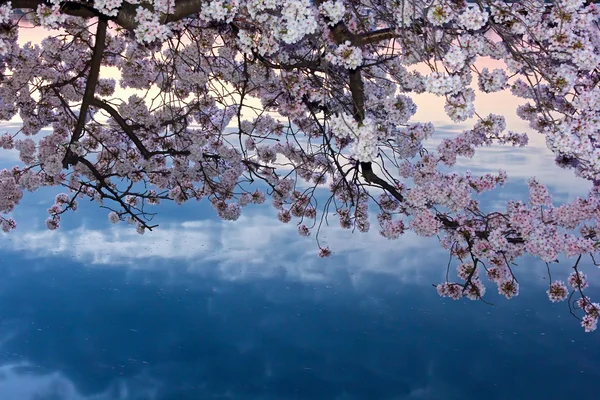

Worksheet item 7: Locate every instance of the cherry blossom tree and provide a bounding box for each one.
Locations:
[0,0,599,331]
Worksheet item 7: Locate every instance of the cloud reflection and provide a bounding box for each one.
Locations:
[0,363,158,400]
[0,99,594,289]
[1,212,445,286]
[0,250,598,400]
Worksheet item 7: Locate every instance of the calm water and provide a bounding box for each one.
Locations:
[1,123,599,399]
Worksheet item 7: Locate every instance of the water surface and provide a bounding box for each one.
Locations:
[0,122,599,399]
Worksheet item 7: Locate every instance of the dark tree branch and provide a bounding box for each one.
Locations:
[76,156,158,230]
[6,0,206,30]
[91,97,192,158]
[359,28,398,45]
[63,16,107,168]
[90,97,152,159]
[360,161,404,202]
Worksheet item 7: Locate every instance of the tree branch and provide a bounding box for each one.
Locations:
[90,97,152,159]
[5,0,206,30]
[360,161,404,202]
[91,97,192,159]
[63,16,107,168]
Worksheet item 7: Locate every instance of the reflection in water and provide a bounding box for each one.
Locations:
[0,363,157,400]
[0,251,598,400]
[0,96,599,399]
[0,212,446,286]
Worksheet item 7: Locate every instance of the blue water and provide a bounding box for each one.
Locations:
[0,125,599,399]
[0,244,599,399]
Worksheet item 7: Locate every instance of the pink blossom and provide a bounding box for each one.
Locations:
[568,271,588,289]
[437,283,464,300]
[581,315,598,333]
[108,212,120,224]
[547,281,569,302]
[498,280,519,299]
[0,218,16,232]
[318,247,331,258]
[410,210,441,237]
[45,216,59,230]
[297,224,310,236]
[0,0,598,333]
[528,178,552,207]
[465,278,486,300]
[457,262,477,280]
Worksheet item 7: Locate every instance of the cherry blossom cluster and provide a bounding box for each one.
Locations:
[377,203,405,239]
[547,281,569,302]
[383,95,417,126]
[577,297,599,332]
[94,0,123,16]
[237,30,267,55]
[199,0,239,23]
[0,1,11,24]
[324,41,363,70]
[393,0,425,27]
[329,113,379,162]
[457,5,489,30]
[134,7,172,43]
[427,1,456,26]
[35,3,66,29]
[279,0,319,44]
[46,193,77,231]
[488,0,600,183]
[0,216,16,233]
[154,0,176,14]
[108,211,120,224]
[443,46,467,71]
[319,0,345,26]
[528,178,552,207]
[423,72,462,96]
[444,89,475,122]
[410,209,442,237]
[477,67,508,93]
[0,169,22,214]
